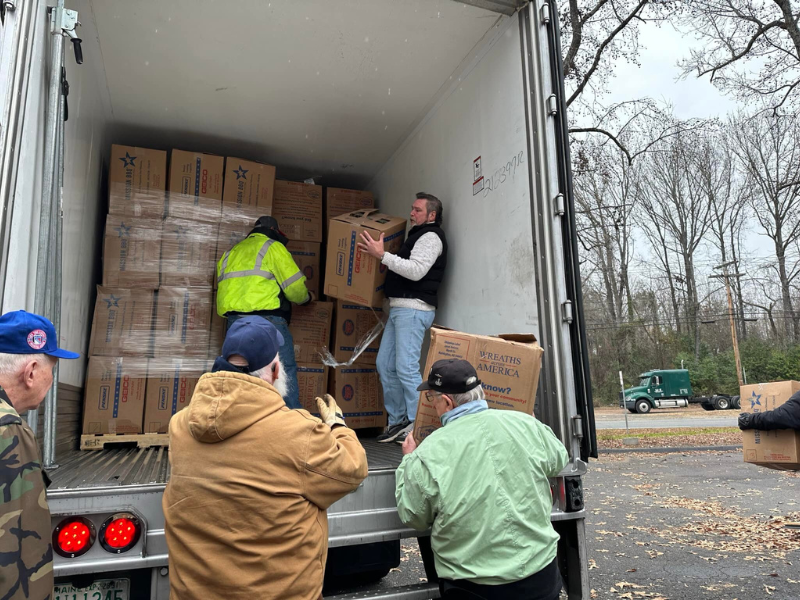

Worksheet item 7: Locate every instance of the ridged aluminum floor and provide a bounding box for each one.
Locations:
[49,438,403,490]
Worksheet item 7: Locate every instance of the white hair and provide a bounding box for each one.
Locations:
[251,356,288,399]
[0,353,47,377]
[449,385,485,407]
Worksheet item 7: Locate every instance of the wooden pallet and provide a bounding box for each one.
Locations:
[80,433,170,451]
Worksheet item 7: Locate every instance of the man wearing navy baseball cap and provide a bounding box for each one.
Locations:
[0,310,79,600]
[164,316,368,600]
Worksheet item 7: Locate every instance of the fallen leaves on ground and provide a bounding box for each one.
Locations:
[599,428,742,449]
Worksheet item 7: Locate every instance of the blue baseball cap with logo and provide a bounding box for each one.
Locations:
[220,316,284,373]
[0,310,79,359]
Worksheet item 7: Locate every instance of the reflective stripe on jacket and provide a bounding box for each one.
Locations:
[216,233,309,316]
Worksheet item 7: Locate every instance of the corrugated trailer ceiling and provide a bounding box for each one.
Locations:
[90,0,500,186]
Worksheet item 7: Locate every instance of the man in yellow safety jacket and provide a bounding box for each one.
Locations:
[216,216,312,409]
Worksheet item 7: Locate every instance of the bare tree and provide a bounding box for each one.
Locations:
[574,142,639,323]
[678,0,800,112]
[636,129,714,358]
[729,111,800,341]
[561,0,674,108]
[694,132,750,338]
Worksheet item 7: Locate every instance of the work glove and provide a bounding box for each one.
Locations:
[316,394,346,428]
[738,412,753,430]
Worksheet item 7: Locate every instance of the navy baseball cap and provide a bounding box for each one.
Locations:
[221,316,284,373]
[0,310,79,359]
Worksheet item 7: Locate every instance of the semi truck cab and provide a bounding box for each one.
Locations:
[621,369,693,414]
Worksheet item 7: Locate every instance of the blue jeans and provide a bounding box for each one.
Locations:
[226,314,301,410]
[376,307,435,426]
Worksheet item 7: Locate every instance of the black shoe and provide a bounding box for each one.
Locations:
[377,419,410,443]
[395,425,414,445]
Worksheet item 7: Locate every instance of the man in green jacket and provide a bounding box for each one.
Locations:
[216,216,313,409]
[395,358,569,600]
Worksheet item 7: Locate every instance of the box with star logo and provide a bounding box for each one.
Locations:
[108,144,168,219]
[741,381,800,469]
[160,217,219,287]
[222,157,276,217]
[153,287,213,358]
[88,286,156,357]
[102,215,162,288]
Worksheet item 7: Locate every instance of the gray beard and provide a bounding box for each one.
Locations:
[272,363,289,400]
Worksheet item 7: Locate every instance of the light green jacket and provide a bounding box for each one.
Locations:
[395,409,569,584]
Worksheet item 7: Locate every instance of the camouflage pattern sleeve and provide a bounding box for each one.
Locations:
[0,399,53,600]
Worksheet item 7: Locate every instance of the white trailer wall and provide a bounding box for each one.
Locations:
[3,0,111,387]
[369,13,536,336]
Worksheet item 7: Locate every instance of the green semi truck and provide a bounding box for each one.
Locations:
[620,369,741,414]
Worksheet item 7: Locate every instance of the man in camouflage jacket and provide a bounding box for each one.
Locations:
[0,311,78,600]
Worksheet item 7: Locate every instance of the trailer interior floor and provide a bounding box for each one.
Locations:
[49,437,403,491]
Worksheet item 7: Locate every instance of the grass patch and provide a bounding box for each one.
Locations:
[598,427,739,441]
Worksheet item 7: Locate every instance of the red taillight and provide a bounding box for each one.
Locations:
[99,513,141,554]
[53,517,95,558]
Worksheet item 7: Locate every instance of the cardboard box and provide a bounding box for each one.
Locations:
[102,215,161,289]
[289,301,333,365]
[108,144,167,219]
[144,358,209,433]
[326,188,374,221]
[167,149,224,222]
[161,217,219,287]
[82,356,148,434]
[741,381,800,468]
[216,219,253,261]
[332,301,383,365]
[271,180,323,242]
[88,287,156,357]
[286,241,321,297]
[297,363,330,415]
[208,300,226,358]
[413,327,543,443]
[324,211,406,307]
[154,287,213,358]
[330,366,386,429]
[222,157,276,214]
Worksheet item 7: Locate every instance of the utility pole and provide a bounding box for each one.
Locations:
[711,261,744,387]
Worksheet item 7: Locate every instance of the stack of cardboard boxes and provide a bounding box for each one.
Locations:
[322,199,407,429]
[83,144,388,439]
[85,146,225,436]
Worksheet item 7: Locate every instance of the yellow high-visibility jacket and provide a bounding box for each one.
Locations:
[216,233,309,316]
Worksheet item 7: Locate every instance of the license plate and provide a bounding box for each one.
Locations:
[53,579,129,600]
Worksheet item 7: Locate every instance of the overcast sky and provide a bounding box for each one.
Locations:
[595,22,779,263]
[603,22,738,119]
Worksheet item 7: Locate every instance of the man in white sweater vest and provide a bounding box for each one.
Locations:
[358,193,448,444]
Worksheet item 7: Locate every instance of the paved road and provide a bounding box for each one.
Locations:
[585,450,800,599]
[595,412,738,429]
[327,450,798,599]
